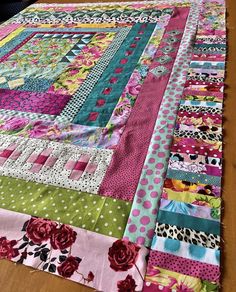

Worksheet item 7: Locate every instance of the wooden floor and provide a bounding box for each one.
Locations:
[0,0,235,291]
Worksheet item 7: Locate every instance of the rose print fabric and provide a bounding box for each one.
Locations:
[0,0,225,291]
[0,208,148,291]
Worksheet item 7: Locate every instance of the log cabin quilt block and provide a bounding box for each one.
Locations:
[0,0,225,291]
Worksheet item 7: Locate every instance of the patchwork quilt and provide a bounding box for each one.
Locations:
[0,0,225,291]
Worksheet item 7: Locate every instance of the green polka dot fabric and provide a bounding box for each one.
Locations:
[0,176,131,238]
[0,0,225,291]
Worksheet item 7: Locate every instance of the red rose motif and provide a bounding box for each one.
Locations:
[50,224,77,250]
[87,271,95,283]
[117,275,137,292]
[26,217,57,244]
[0,237,19,260]
[108,239,140,272]
[57,256,80,278]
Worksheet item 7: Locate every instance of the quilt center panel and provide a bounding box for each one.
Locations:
[0,29,117,119]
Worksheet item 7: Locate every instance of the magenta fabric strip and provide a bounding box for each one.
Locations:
[185,80,224,88]
[148,250,220,283]
[205,165,222,176]
[171,138,222,158]
[0,89,71,115]
[177,111,222,124]
[99,7,190,201]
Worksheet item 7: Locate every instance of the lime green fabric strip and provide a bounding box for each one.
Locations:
[0,176,131,238]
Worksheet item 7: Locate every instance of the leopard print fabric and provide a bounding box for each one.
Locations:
[187,75,224,83]
[156,222,220,250]
[179,105,222,115]
[174,129,222,142]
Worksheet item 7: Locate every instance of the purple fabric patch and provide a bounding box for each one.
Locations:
[74,161,87,171]
[34,155,49,164]
[0,89,71,115]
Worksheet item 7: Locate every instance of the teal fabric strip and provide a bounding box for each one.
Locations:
[157,210,220,235]
[190,61,225,70]
[194,44,226,49]
[167,169,221,186]
[193,49,225,55]
[73,23,156,127]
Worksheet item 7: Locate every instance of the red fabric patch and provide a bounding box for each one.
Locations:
[74,161,87,171]
[109,77,118,84]
[34,155,48,164]
[96,99,106,107]
[102,87,112,95]
[120,58,128,64]
[114,67,123,74]
[125,50,133,56]
[89,112,99,121]
[0,149,13,158]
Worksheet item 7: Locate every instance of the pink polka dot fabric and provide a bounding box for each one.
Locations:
[148,250,220,283]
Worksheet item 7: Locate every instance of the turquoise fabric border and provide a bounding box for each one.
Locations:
[167,169,221,186]
[157,210,220,235]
